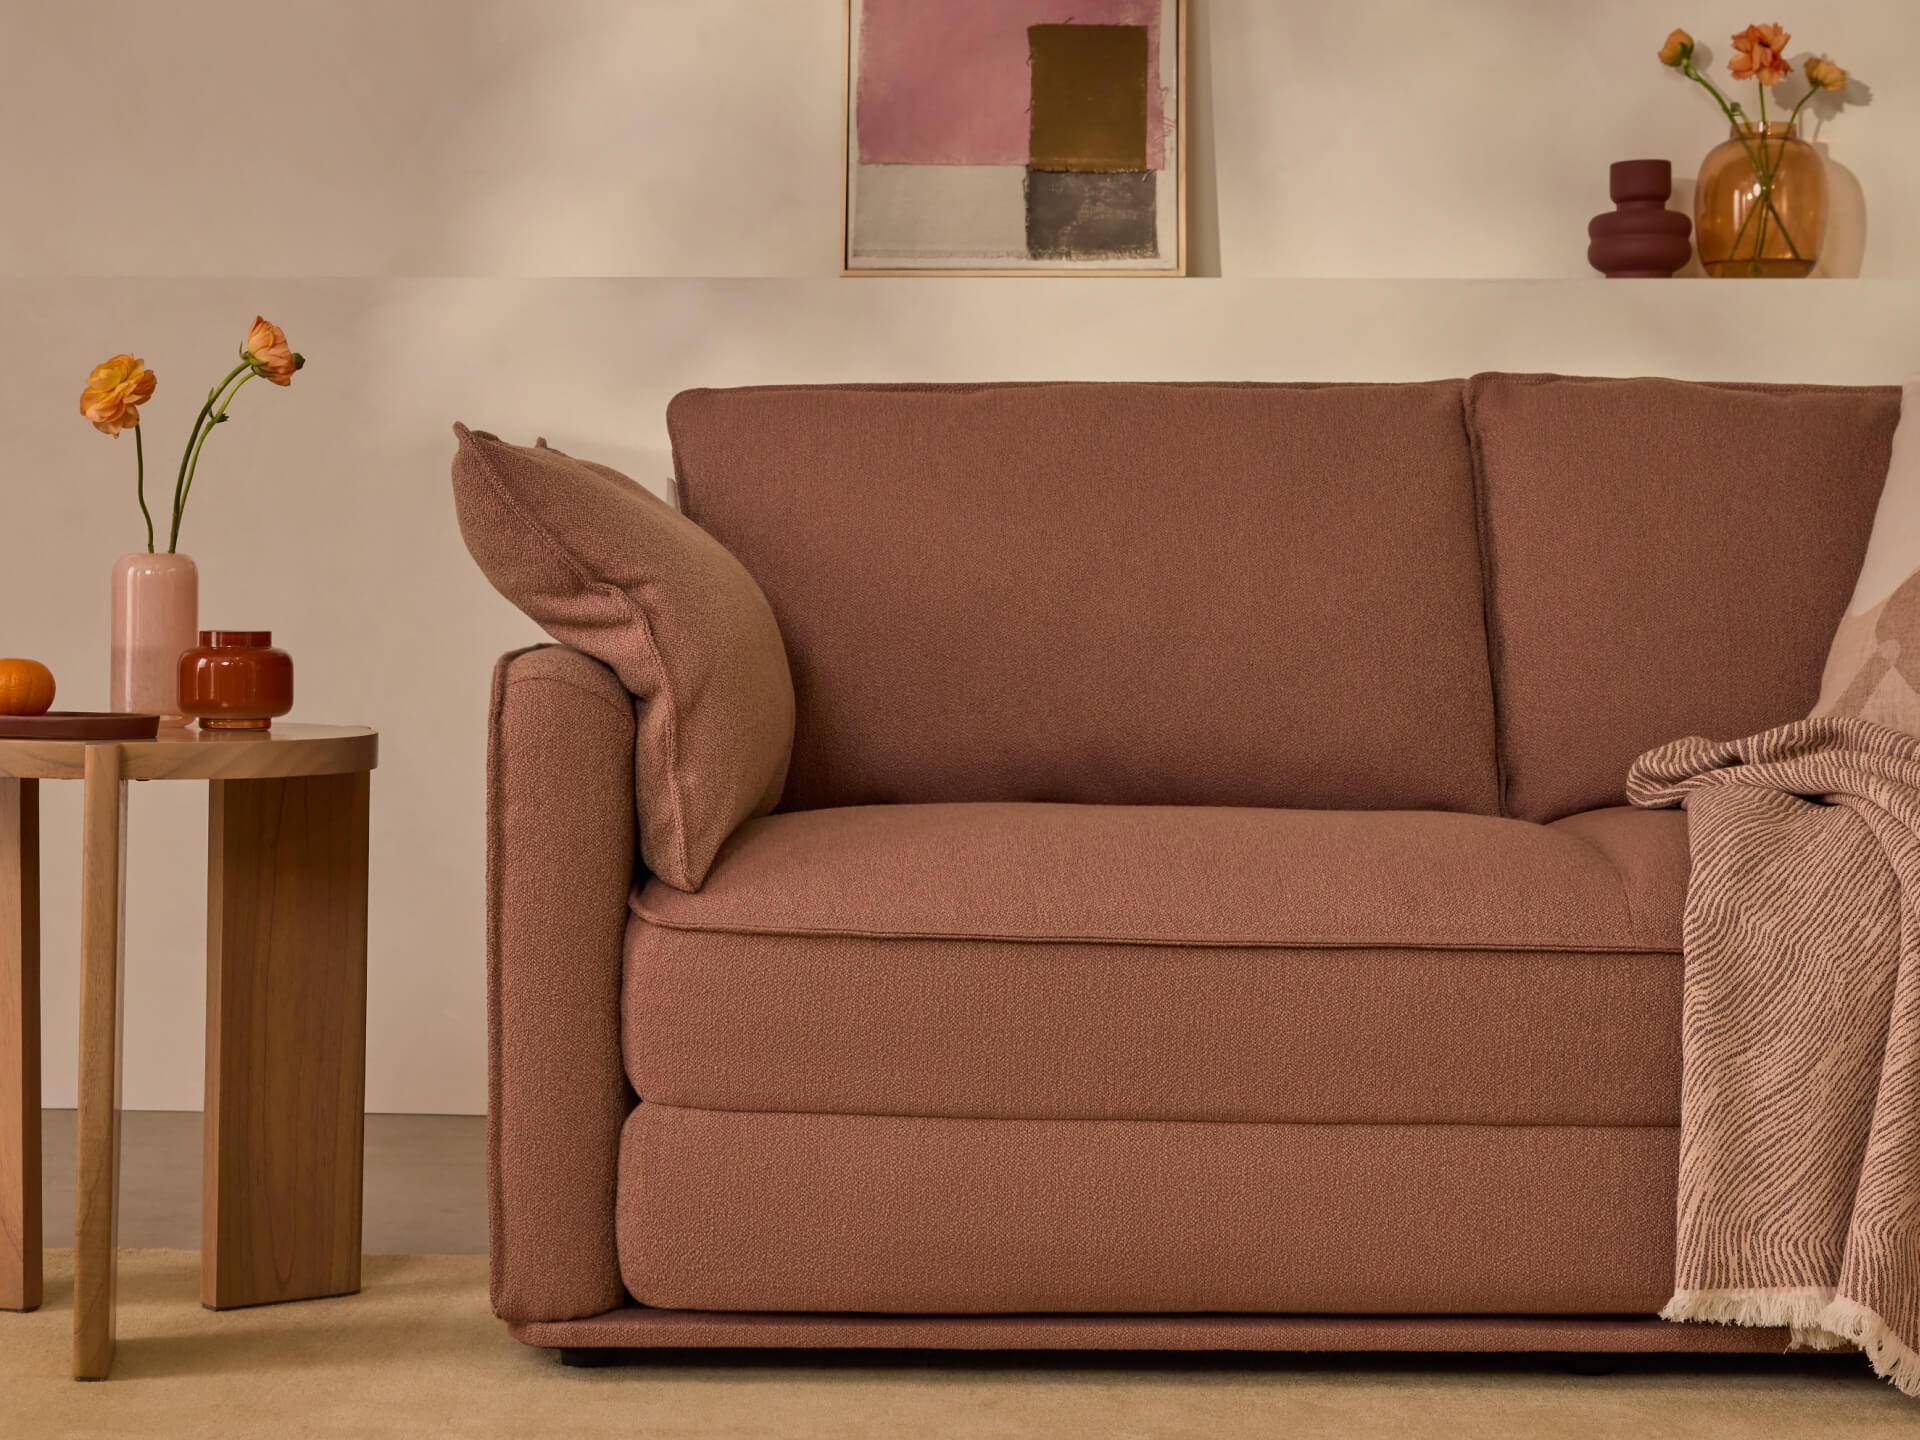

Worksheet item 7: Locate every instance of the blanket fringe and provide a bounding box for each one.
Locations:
[1822,1296,1920,1398]
[1664,1289,1920,1397]
[1662,1286,1836,1331]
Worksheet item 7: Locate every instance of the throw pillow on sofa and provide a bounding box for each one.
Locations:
[450,425,793,890]
[1814,378,1920,734]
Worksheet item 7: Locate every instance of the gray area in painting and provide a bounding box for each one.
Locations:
[1025,170,1158,261]
[850,164,1029,260]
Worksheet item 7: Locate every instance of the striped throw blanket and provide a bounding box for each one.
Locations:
[1629,717,1920,1396]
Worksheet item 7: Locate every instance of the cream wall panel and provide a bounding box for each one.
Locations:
[2,1,1911,278]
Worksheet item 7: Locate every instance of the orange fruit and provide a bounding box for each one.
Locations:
[0,658,56,717]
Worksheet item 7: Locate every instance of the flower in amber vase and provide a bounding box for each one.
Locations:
[1729,23,1793,85]
[243,315,303,386]
[79,354,157,436]
[1658,29,1694,66]
[1804,56,1848,92]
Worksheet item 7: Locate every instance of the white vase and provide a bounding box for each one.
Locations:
[110,551,198,725]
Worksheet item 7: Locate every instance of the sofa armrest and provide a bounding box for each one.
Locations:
[487,643,636,1323]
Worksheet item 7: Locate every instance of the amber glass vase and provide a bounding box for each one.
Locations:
[1694,122,1826,278]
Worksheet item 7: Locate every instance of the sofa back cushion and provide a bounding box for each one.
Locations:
[668,381,1499,814]
[1469,373,1901,822]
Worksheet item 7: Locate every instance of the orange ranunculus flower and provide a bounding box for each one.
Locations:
[79,354,157,436]
[1729,23,1793,85]
[1659,28,1693,66]
[1804,56,1848,92]
[243,315,301,385]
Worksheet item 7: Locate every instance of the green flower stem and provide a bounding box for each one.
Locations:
[1724,176,1764,269]
[134,423,154,553]
[168,359,252,552]
[1751,196,1771,276]
[1754,85,1823,267]
[172,369,257,549]
[1750,129,1805,266]
[1681,58,1744,126]
[1749,118,1776,272]
[1785,84,1820,133]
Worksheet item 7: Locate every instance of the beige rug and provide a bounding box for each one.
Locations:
[1,1250,1912,1439]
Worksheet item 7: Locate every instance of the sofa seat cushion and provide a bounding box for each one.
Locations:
[617,1106,1677,1315]
[626,803,1687,1126]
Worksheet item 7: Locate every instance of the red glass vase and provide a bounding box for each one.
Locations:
[178,631,293,731]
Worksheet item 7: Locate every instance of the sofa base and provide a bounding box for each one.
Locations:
[510,1310,1791,1355]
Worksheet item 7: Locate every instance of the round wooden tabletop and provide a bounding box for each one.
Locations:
[0,723,377,782]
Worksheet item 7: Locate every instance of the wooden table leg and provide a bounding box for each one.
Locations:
[203,772,368,1310]
[1,778,41,1313]
[74,746,127,1379]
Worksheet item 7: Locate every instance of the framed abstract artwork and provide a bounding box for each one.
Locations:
[842,0,1186,276]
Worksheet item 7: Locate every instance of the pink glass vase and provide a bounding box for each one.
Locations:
[110,552,198,726]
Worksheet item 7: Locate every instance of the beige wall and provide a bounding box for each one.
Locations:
[4,1,1912,279]
[4,3,1918,1114]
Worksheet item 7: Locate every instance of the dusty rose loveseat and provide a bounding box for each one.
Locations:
[465,375,1902,1363]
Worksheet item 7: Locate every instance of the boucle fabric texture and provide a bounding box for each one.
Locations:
[624,802,1687,1126]
[487,646,634,1324]
[1814,379,1920,732]
[626,926,1684,1126]
[633,801,1684,950]
[1630,718,1920,1396]
[615,1105,1679,1315]
[667,381,1500,816]
[452,426,792,890]
[1470,373,1900,823]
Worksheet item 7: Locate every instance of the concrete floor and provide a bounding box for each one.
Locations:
[37,1110,487,1255]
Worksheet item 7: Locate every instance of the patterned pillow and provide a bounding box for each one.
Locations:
[1813,378,1920,732]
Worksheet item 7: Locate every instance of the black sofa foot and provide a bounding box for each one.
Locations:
[559,1346,621,1369]
[1561,1356,1620,1376]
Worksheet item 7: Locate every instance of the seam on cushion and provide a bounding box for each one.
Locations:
[501,670,634,724]
[629,1101,1680,1132]
[1549,820,1642,943]
[630,605,694,884]
[465,430,696,885]
[1463,375,1515,819]
[628,902,1680,955]
[671,380,1467,402]
[1494,373,1900,400]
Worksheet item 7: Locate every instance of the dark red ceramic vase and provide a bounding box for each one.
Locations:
[178,631,293,731]
[1588,159,1693,278]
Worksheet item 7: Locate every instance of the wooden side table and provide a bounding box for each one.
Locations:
[0,724,377,1378]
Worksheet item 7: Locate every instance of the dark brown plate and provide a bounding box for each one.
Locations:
[0,711,162,741]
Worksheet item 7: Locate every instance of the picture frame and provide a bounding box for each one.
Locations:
[841,0,1187,277]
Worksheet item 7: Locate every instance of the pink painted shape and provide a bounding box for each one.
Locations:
[856,0,1167,168]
